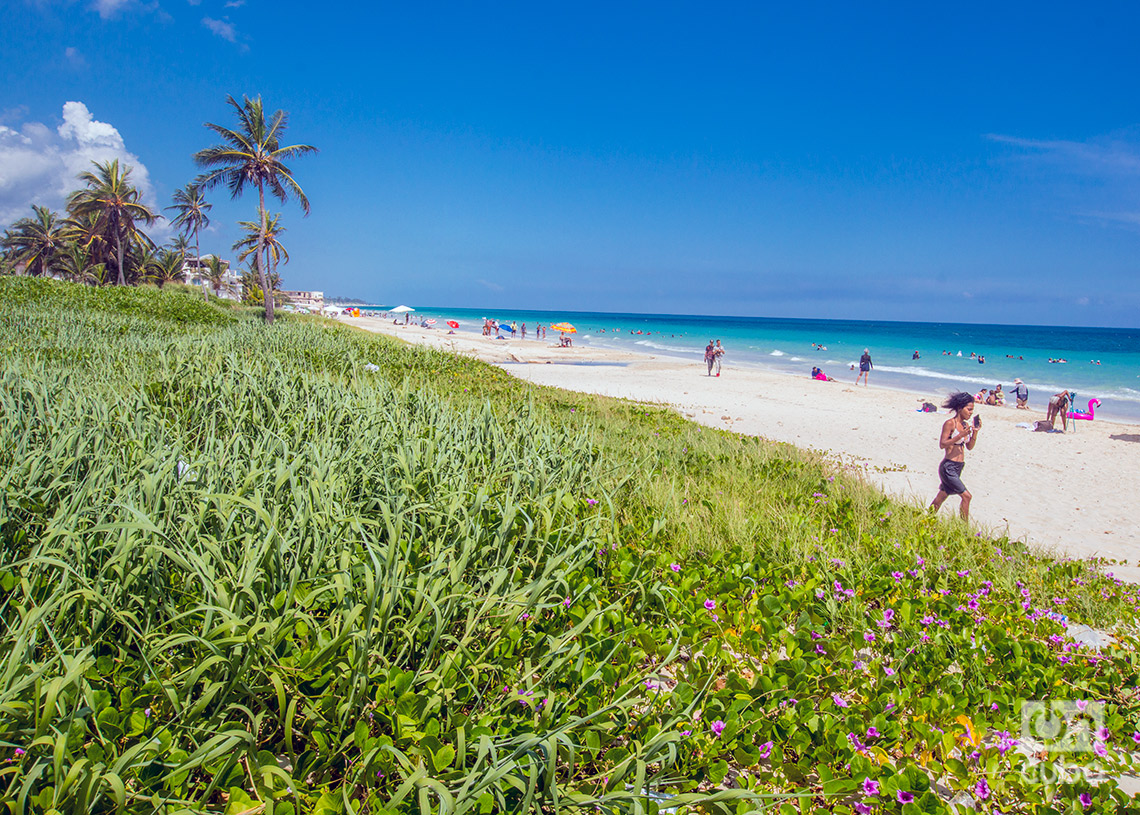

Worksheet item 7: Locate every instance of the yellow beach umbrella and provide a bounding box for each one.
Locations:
[550,322,577,334]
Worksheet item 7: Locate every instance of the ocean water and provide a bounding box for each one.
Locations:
[367,307,1140,423]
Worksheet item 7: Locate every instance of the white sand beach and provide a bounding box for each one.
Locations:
[357,317,1140,581]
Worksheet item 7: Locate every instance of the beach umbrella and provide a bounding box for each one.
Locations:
[446,320,459,328]
[424,318,436,325]
[551,322,577,334]
[389,305,414,314]
[499,323,515,333]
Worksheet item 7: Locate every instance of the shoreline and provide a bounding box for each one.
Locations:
[353,315,1140,582]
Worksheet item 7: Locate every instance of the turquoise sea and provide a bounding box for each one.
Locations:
[366,307,1140,423]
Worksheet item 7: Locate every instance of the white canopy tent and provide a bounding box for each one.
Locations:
[389,305,415,314]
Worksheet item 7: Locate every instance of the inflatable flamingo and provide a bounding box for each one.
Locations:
[1067,398,1101,421]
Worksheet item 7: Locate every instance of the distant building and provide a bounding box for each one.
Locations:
[281,290,324,309]
[182,255,243,301]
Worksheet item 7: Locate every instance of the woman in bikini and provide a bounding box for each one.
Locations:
[930,392,981,521]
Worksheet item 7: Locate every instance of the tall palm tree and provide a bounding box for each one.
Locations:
[194,95,316,324]
[233,213,289,282]
[1,205,67,276]
[67,159,159,285]
[166,183,211,270]
[168,233,192,255]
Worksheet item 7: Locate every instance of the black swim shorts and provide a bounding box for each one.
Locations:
[938,459,967,495]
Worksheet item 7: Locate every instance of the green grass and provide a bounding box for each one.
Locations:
[1,277,1137,814]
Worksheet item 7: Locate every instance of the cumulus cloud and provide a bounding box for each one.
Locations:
[0,102,158,227]
[202,16,236,42]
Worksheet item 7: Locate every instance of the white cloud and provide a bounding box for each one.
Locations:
[202,16,236,42]
[223,0,245,7]
[986,131,1140,175]
[476,278,504,292]
[91,0,134,18]
[64,46,87,68]
[0,102,159,228]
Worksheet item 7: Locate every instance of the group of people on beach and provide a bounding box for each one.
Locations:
[703,340,725,376]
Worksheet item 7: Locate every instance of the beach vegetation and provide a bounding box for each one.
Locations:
[0,204,68,278]
[1,277,1137,813]
[195,94,317,325]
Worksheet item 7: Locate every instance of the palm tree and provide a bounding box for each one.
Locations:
[56,243,95,284]
[200,255,232,298]
[168,233,192,255]
[67,159,159,285]
[194,95,316,324]
[166,183,211,270]
[146,249,186,289]
[233,213,289,283]
[1,205,67,276]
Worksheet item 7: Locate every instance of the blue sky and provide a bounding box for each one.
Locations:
[3,2,1140,326]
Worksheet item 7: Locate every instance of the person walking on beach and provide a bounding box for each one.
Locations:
[713,340,725,376]
[930,392,981,521]
[704,341,716,376]
[856,349,873,386]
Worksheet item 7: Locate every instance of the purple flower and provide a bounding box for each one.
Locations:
[832,694,848,708]
[704,599,716,611]
[854,804,872,815]
[711,720,725,738]
[864,632,876,643]
[1094,742,1107,756]
[1076,700,1088,712]
[884,666,896,677]
[891,571,903,581]
[13,748,25,757]
[1079,792,1092,808]
[815,644,827,654]
[586,498,598,506]
[680,729,692,736]
[758,740,773,759]
[896,790,915,804]
[866,726,880,739]
[670,563,681,572]
[1096,727,1110,741]
[861,778,880,796]
[1132,731,1140,745]
[975,778,990,801]
[563,596,572,607]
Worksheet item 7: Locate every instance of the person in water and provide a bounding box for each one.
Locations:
[856,349,873,386]
[930,392,981,522]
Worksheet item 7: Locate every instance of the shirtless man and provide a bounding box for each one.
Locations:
[930,392,981,521]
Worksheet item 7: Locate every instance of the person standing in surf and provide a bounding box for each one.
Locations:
[713,340,725,376]
[704,341,716,376]
[930,392,981,521]
[856,349,873,386]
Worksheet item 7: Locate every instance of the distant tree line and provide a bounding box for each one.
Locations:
[0,95,316,324]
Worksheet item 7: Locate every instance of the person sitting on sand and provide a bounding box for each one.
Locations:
[1011,379,1028,409]
[975,388,988,404]
[991,385,1004,406]
[930,392,981,521]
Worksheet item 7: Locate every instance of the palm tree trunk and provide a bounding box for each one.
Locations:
[115,231,125,286]
[194,228,206,300]
[257,184,274,325]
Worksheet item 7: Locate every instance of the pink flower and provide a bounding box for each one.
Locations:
[1079,792,1092,808]
[1094,742,1107,756]
[866,726,880,739]
[711,720,726,737]
[864,632,876,643]
[586,498,598,506]
[704,599,716,610]
[670,563,681,572]
[975,778,990,800]
[563,597,572,607]
[854,804,872,815]
[896,790,915,803]
[832,694,848,708]
[884,666,896,677]
[861,778,880,796]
